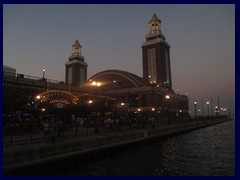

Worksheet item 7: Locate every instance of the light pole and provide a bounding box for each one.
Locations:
[206,101,210,117]
[194,101,197,118]
[91,81,102,115]
[198,109,201,117]
[113,80,118,116]
[165,95,170,123]
[215,106,219,116]
[43,69,45,79]
[91,81,102,96]
[228,108,231,119]
[35,95,41,110]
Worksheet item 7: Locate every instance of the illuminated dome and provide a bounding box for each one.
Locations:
[87,69,143,90]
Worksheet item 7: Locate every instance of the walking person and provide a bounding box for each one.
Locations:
[49,117,56,143]
[56,119,63,138]
[75,117,80,135]
[43,120,49,139]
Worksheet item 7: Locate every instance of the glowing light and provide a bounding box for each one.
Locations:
[165,95,170,99]
[37,90,78,105]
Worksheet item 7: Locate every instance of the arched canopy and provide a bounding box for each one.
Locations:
[36,90,78,105]
[87,69,143,90]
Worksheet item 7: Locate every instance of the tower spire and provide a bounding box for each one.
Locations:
[148,13,161,35]
[72,39,82,56]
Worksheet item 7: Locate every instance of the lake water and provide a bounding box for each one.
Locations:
[60,120,235,176]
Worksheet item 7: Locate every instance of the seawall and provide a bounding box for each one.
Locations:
[3,118,230,175]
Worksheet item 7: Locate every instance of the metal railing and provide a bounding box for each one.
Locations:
[3,116,230,145]
[3,71,61,84]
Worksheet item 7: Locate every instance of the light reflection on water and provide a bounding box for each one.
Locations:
[60,120,235,176]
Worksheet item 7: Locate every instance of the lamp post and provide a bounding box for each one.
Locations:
[194,101,197,118]
[113,80,118,116]
[91,81,102,98]
[228,108,231,119]
[43,69,45,79]
[148,75,151,84]
[91,81,102,115]
[165,95,170,124]
[198,109,201,117]
[215,106,219,116]
[35,95,41,110]
[206,101,210,117]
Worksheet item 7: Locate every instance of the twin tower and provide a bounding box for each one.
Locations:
[65,13,172,88]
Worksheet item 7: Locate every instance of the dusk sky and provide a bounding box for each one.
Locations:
[3,4,235,116]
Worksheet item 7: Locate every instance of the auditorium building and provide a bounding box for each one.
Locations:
[66,13,189,118]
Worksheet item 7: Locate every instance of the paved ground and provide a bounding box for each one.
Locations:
[4,118,226,153]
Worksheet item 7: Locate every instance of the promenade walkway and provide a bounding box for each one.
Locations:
[3,117,230,175]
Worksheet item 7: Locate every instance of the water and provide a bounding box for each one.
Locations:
[56,120,235,176]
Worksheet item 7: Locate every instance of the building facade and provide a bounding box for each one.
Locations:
[3,65,16,76]
[65,40,88,87]
[84,14,189,118]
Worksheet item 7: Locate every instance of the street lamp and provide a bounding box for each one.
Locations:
[206,101,210,117]
[194,101,197,118]
[91,81,102,95]
[92,81,97,86]
[198,109,201,117]
[35,95,41,110]
[165,95,170,122]
[43,69,45,79]
[215,106,218,116]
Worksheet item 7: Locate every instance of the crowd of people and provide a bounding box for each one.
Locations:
[4,112,164,139]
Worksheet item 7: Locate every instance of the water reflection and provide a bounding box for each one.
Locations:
[58,120,235,176]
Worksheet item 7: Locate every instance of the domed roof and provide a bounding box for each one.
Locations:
[87,69,143,90]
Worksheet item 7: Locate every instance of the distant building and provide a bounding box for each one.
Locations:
[85,14,189,118]
[3,65,16,76]
[65,40,88,87]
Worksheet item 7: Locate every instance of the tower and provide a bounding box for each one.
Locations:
[142,13,172,86]
[65,40,88,87]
